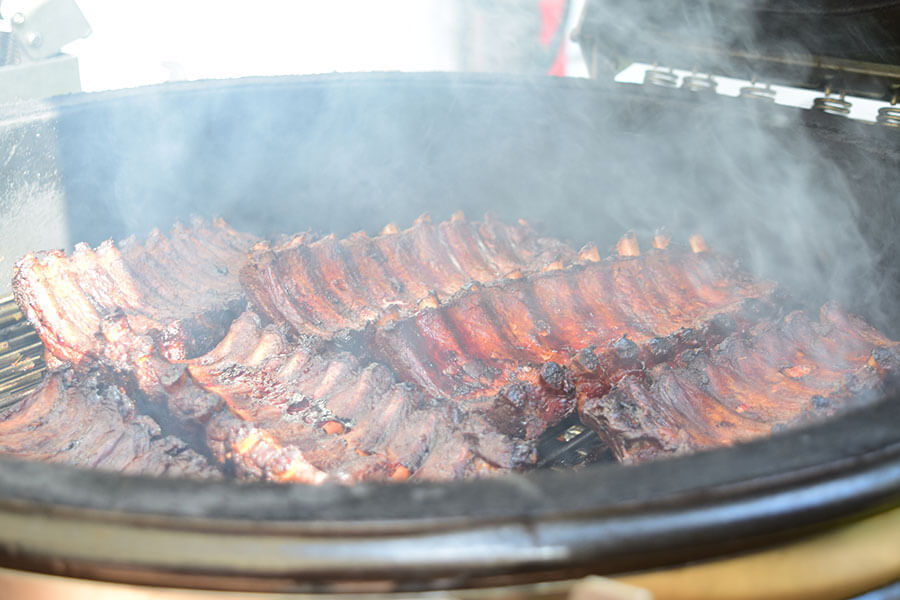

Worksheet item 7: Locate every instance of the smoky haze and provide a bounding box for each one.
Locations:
[5,1,898,333]
[555,0,898,329]
[449,0,896,327]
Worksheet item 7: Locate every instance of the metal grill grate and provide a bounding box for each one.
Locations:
[536,416,612,470]
[0,297,45,410]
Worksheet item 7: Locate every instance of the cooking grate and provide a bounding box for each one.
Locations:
[0,297,45,410]
[536,416,612,470]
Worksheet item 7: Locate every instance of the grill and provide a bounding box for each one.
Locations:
[0,71,897,598]
[2,1,900,597]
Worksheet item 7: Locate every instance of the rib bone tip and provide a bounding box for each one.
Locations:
[616,232,641,257]
[689,234,708,253]
[414,213,432,225]
[321,420,345,435]
[652,230,670,250]
[391,464,411,481]
[578,244,601,263]
[380,223,400,236]
[450,210,466,223]
[543,260,564,272]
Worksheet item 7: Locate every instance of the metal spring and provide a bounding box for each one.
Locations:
[643,66,679,88]
[877,106,900,127]
[877,92,900,128]
[813,91,852,116]
[739,83,776,102]
[682,72,717,93]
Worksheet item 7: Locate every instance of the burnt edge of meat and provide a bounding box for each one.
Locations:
[478,362,577,439]
[580,303,900,464]
[0,366,220,478]
[366,248,782,453]
[187,310,541,483]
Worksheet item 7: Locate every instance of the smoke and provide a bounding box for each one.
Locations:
[539,0,898,330]
[3,1,895,332]
[440,0,898,328]
[0,104,70,297]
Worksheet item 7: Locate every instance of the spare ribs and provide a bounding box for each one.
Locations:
[370,244,779,438]
[0,368,217,477]
[13,217,258,368]
[12,217,259,427]
[7,213,899,483]
[240,212,575,338]
[580,302,900,463]
[191,311,533,483]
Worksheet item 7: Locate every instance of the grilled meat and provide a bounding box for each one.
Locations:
[240,212,575,338]
[0,368,218,477]
[12,218,258,425]
[580,302,900,463]
[191,311,533,483]
[9,214,898,482]
[371,246,779,438]
[13,217,257,369]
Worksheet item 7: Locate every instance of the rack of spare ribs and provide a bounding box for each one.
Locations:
[3,213,899,484]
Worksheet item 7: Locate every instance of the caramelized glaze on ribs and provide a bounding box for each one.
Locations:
[581,302,900,463]
[0,369,217,477]
[240,213,575,338]
[7,214,900,482]
[370,246,779,439]
[188,312,533,483]
[13,217,258,369]
[190,311,532,483]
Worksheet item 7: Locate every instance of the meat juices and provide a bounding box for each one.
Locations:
[7,214,900,482]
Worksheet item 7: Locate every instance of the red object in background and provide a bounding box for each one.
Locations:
[538,0,568,76]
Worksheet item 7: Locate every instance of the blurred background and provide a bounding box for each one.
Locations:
[2,0,890,121]
[63,0,589,91]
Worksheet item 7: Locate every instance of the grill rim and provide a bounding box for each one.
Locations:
[0,397,898,589]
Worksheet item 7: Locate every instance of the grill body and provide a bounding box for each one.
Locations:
[0,72,898,593]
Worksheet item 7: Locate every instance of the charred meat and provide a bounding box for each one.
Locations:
[6,215,899,482]
[581,303,900,463]
[0,368,216,477]
[192,312,531,483]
